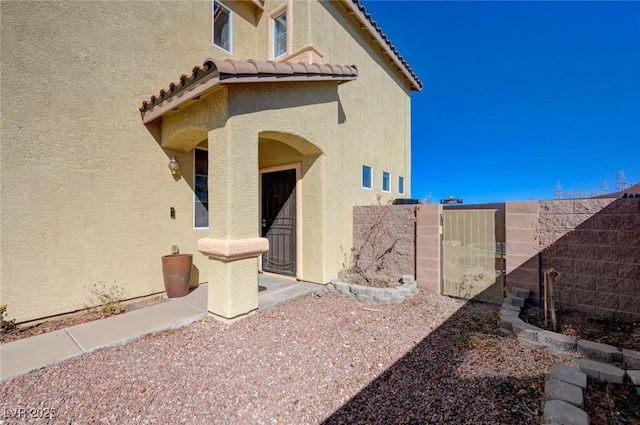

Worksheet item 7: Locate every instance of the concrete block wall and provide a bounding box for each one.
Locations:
[351,198,639,319]
[352,205,417,284]
[505,201,541,304]
[539,198,640,318]
[350,203,441,293]
[416,204,443,295]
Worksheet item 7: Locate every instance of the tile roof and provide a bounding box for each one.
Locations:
[344,0,422,91]
[140,58,358,123]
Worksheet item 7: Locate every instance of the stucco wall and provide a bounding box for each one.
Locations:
[0,1,262,322]
[1,0,415,322]
[304,0,413,281]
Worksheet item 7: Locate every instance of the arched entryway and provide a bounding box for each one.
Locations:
[258,131,323,280]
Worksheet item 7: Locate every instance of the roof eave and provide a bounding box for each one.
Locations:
[141,68,358,124]
[248,0,264,10]
[340,0,422,92]
[141,74,222,124]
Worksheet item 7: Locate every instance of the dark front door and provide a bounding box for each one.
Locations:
[261,169,296,275]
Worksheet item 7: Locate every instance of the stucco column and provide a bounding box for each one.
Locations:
[198,120,267,322]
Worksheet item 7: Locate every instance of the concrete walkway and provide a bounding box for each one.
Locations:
[1,276,324,382]
[258,274,325,311]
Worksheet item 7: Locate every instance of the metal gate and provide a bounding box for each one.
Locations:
[261,169,296,276]
[442,206,505,304]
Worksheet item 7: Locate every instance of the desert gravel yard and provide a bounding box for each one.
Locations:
[1,291,564,424]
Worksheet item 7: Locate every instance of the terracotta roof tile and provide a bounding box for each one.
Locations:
[347,0,422,91]
[140,58,358,120]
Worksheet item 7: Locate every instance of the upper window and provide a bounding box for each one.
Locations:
[213,1,232,53]
[382,172,390,192]
[272,11,287,58]
[194,148,209,229]
[399,176,406,195]
[362,165,372,189]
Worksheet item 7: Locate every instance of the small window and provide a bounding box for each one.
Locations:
[194,148,209,228]
[272,11,287,58]
[362,165,372,189]
[213,1,232,52]
[399,176,405,195]
[382,172,390,192]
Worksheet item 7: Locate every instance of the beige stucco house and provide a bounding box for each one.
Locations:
[1,0,422,323]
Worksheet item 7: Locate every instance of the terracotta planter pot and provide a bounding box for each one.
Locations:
[162,254,193,298]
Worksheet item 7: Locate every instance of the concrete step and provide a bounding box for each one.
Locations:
[506,293,525,308]
[501,302,521,312]
[571,358,625,384]
[512,286,530,299]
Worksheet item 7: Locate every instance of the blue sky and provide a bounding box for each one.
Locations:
[361,0,640,204]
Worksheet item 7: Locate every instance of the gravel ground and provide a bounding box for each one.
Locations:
[1,291,564,424]
[522,307,640,352]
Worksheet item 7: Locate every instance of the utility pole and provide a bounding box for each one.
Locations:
[554,181,568,199]
[616,169,628,192]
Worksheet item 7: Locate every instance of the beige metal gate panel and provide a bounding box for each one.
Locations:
[442,208,504,304]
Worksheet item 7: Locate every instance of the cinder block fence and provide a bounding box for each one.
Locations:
[352,197,640,319]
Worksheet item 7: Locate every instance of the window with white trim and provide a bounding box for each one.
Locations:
[212,1,232,53]
[382,171,390,192]
[399,176,405,195]
[194,148,209,228]
[272,11,287,58]
[362,165,372,189]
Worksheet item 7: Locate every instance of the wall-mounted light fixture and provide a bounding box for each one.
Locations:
[168,156,180,176]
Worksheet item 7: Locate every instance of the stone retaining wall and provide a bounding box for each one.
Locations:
[501,287,640,424]
[330,275,418,305]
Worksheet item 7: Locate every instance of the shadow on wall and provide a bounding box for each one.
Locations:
[321,288,543,424]
[508,197,640,319]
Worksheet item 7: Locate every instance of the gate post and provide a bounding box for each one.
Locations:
[416,204,443,294]
[505,201,540,305]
